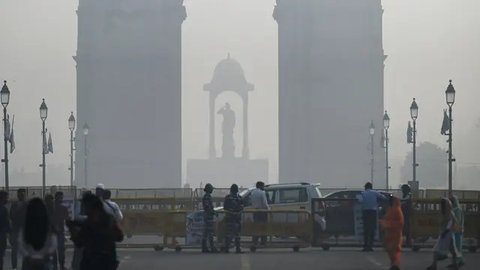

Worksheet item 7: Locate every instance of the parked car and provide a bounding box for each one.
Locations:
[240,182,323,211]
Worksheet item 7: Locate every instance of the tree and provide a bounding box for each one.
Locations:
[401,142,447,189]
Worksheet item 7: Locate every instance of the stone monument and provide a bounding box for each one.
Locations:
[186,55,268,188]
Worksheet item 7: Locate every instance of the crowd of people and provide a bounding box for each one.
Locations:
[0,181,468,270]
[360,182,465,270]
[0,184,124,270]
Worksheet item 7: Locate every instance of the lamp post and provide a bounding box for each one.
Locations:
[445,80,456,194]
[383,111,390,190]
[40,99,48,197]
[68,112,76,188]
[83,123,89,188]
[410,98,418,185]
[1,81,10,191]
[369,121,375,183]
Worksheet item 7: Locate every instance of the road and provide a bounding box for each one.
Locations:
[3,248,478,269]
[116,248,478,270]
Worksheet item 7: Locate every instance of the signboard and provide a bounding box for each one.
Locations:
[186,211,205,246]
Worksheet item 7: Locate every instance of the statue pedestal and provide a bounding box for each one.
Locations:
[186,158,268,189]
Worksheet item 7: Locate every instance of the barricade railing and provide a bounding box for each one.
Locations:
[410,198,480,252]
[311,198,390,250]
[122,208,312,252]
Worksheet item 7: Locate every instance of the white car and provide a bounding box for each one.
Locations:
[240,182,323,212]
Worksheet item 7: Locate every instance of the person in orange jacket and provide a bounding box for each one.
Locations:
[379,195,404,270]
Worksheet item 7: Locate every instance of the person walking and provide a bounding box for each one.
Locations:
[70,191,91,270]
[0,191,10,270]
[251,181,270,247]
[19,198,57,270]
[360,182,386,251]
[52,192,70,270]
[201,183,218,253]
[449,196,464,268]
[103,190,123,223]
[400,184,412,247]
[69,193,123,270]
[426,198,459,270]
[10,188,27,270]
[379,195,404,270]
[223,184,244,253]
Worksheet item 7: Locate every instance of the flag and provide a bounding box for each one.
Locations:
[48,132,53,153]
[380,132,386,148]
[407,121,413,144]
[4,114,10,141]
[9,115,15,153]
[43,130,48,154]
[441,109,450,135]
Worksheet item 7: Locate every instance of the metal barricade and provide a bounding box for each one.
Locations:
[410,198,480,252]
[159,209,312,252]
[311,198,389,250]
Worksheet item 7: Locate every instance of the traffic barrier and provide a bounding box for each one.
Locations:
[158,209,312,252]
[311,198,389,250]
[410,198,480,252]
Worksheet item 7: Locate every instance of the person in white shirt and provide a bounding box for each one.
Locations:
[102,190,123,223]
[250,181,270,246]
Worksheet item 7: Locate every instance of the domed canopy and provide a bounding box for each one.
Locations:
[204,54,254,97]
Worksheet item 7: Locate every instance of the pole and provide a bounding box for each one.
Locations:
[3,107,8,191]
[448,105,453,194]
[70,130,74,187]
[413,119,417,183]
[84,134,88,188]
[42,120,46,197]
[385,129,389,191]
[370,134,374,183]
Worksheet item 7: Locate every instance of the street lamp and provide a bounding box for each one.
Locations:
[1,81,10,191]
[40,99,48,196]
[410,98,418,186]
[445,80,456,194]
[383,111,390,190]
[68,112,76,188]
[369,121,375,183]
[83,123,89,188]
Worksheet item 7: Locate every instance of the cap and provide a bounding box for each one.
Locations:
[96,183,105,190]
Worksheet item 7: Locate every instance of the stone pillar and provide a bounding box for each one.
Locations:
[209,93,216,159]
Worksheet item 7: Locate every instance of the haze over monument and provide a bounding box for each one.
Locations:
[0,0,479,189]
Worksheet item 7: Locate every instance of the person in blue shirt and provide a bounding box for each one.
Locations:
[360,182,386,251]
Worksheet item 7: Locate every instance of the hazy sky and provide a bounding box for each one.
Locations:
[0,0,479,188]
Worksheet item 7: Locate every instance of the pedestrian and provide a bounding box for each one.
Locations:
[360,182,386,251]
[70,191,91,270]
[202,183,218,253]
[52,192,70,270]
[10,188,27,270]
[68,193,123,270]
[103,190,123,223]
[379,195,404,270]
[400,184,412,247]
[449,196,464,268]
[19,198,57,270]
[251,181,270,247]
[44,194,54,222]
[426,198,459,270]
[95,183,105,198]
[0,191,10,270]
[223,184,244,253]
